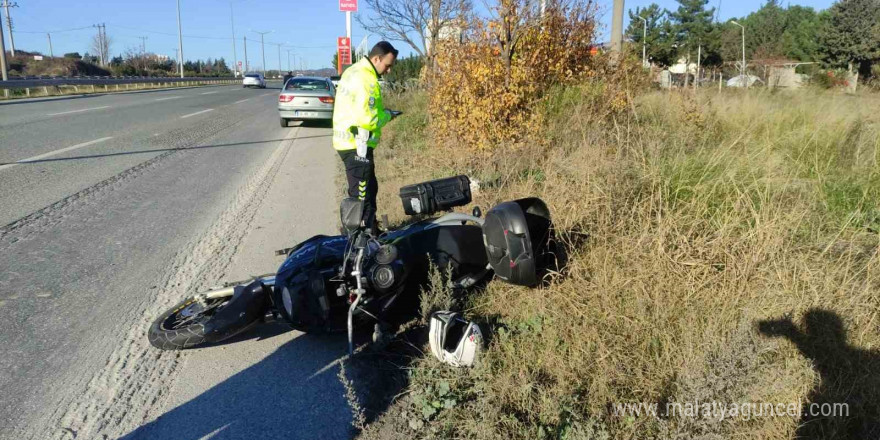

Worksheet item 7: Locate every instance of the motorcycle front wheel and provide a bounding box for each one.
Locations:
[148,293,232,350]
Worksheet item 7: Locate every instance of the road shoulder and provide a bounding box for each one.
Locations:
[125,123,353,440]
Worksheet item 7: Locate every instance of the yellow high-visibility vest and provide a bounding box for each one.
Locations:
[332,57,391,151]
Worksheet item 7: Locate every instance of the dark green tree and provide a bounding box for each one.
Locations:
[719,3,826,66]
[781,6,824,62]
[384,54,423,83]
[668,0,716,59]
[625,3,678,66]
[819,0,880,76]
[742,0,788,59]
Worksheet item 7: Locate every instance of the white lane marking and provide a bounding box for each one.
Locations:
[46,106,111,116]
[155,96,182,101]
[234,98,251,104]
[180,108,214,119]
[0,137,114,172]
[200,91,218,95]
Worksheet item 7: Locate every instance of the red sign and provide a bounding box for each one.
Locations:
[337,37,352,74]
[339,0,357,12]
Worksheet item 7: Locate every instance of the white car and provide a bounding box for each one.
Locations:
[242,73,266,88]
[278,76,335,126]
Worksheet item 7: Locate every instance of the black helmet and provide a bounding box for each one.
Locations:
[482,198,552,287]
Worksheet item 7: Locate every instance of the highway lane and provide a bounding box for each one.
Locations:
[0,83,347,439]
[0,83,263,129]
[0,83,280,226]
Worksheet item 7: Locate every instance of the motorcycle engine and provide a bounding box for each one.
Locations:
[368,244,405,293]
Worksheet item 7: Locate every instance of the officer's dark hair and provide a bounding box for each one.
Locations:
[369,41,399,59]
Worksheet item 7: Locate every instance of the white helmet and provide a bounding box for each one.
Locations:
[429,311,484,367]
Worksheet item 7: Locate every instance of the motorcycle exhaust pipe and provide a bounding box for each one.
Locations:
[204,276,276,299]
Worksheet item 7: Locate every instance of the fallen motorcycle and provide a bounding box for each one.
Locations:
[148,175,553,354]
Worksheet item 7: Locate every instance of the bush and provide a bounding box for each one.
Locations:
[811,69,851,89]
[429,0,599,152]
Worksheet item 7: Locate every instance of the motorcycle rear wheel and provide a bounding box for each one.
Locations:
[148,293,232,350]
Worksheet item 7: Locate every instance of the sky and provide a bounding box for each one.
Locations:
[2,0,838,71]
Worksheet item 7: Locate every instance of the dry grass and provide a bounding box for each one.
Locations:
[360,86,880,440]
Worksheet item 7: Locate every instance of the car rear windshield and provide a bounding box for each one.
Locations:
[245,74,260,78]
[285,78,329,91]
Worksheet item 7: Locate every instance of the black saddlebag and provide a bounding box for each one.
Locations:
[399,175,471,216]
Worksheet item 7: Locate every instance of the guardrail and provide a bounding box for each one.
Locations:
[0,76,242,98]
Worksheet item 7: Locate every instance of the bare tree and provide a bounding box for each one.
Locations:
[356,0,470,70]
[488,0,590,77]
[123,47,150,74]
[89,29,112,66]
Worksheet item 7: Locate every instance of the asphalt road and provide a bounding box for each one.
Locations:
[0,83,353,439]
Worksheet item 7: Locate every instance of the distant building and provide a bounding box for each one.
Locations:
[669,57,698,75]
[767,62,814,89]
[424,22,464,52]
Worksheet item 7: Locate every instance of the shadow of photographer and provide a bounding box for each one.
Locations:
[758,308,880,439]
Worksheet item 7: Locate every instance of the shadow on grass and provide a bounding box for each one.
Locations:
[758,309,880,439]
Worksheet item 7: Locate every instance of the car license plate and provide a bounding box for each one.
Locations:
[295,111,318,117]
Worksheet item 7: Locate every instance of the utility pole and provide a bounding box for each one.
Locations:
[0,6,7,83]
[695,43,701,90]
[610,0,624,53]
[731,20,746,87]
[243,35,248,72]
[286,49,291,71]
[230,2,237,76]
[102,23,107,65]
[138,36,148,56]
[1,0,17,56]
[93,23,107,65]
[176,0,184,77]
[46,32,53,57]
[276,43,282,76]
[252,30,272,75]
[636,15,646,68]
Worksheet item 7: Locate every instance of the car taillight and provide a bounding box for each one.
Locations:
[279,95,295,102]
[319,97,334,104]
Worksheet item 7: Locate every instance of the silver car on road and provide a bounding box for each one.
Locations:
[243,73,266,88]
[278,77,335,127]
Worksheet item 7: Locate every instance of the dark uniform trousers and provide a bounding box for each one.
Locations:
[338,148,378,230]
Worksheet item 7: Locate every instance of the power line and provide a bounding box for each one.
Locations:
[16,25,92,34]
[110,24,340,48]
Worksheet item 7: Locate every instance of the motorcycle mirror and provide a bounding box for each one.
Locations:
[340,198,365,234]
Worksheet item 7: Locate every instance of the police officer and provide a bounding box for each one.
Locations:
[333,41,398,231]
[282,71,293,86]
